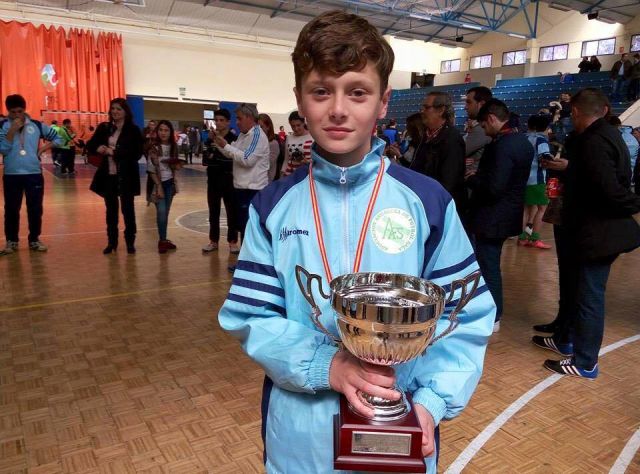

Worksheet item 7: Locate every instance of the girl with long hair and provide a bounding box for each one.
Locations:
[146,120,182,253]
[87,98,143,254]
[258,113,280,182]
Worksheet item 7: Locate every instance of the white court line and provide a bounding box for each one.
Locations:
[174,209,228,236]
[445,334,640,474]
[609,428,640,473]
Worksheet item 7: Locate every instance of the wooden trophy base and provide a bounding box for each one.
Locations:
[333,394,426,473]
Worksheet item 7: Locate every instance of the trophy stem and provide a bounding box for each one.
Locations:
[351,388,410,422]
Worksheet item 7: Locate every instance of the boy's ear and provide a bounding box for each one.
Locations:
[377,86,392,120]
[293,87,304,116]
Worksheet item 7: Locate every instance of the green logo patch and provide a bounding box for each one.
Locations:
[371,208,416,254]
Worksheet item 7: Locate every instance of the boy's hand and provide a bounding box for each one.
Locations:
[414,403,436,457]
[329,350,400,419]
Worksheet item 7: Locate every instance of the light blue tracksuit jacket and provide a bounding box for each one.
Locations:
[218,138,496,473]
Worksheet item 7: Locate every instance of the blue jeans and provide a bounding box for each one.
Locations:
[155,179,175,241]
[473,237,506,322]
[557,256,616,369]
[3,174,44,243]
[612,77,627,100]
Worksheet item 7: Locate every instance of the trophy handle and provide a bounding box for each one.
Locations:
[294,265,341,345]
[431,269,482,344]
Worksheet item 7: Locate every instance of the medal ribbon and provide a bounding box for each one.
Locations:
[308,157,385,282]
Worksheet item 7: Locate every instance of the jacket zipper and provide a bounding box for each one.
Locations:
[340,167,349,274]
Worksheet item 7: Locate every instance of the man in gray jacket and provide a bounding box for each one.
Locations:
[464,86,492,178]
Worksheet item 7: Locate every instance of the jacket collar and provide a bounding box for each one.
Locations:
[310,137,387,186]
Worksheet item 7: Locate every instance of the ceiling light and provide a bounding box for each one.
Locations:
[461,23,484,30]
[508,33,527,38]
[409,12,432,21]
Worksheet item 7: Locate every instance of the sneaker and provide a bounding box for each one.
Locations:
[543,358,598,379]
[532,335,573,356]
[164,240,177,250]
[29,241,48,252]
[493,321,501,333]
[533,321,557,333]
[202,242,218,253]
[530,240,552,249]
[0,240,18,255]
[229,242,241,254]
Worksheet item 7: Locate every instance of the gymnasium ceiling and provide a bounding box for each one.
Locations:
[8,0,640,46]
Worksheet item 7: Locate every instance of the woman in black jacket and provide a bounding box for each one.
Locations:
[87,98,143,254]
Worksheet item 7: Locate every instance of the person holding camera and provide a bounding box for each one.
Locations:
[202,108,239,254]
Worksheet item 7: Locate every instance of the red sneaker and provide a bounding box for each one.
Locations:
[530,240,552,249]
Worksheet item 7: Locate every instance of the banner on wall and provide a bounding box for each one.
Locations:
[0,20,125,126]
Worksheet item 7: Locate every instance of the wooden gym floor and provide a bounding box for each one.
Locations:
[0,161,639,474]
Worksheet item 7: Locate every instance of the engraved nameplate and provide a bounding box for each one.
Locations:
[351,431,411,456]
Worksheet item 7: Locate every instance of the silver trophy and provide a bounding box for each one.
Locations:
[295,265,481,422]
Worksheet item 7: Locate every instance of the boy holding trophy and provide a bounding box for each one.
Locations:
[218,10,495,473]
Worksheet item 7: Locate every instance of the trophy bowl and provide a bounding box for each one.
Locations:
[330,272,446,366]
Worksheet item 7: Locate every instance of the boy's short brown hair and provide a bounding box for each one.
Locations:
[292,10,395,94]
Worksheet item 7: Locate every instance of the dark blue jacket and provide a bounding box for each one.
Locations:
[466,130,534,239]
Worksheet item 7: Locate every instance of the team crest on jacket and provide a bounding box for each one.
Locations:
[371,208,416,254]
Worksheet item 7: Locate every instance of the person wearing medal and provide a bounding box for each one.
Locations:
[218,11,495,474]
[0,94,62,255]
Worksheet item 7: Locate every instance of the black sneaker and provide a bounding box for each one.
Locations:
[543,358,598,379]
[532,335,573,356]
[532,321,557,333]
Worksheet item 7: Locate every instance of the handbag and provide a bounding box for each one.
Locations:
[87,154,103,167]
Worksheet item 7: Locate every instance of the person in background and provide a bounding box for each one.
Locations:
[277,125,287,144]
[610,53,632,101]
[281,111,313,177]
[411,91,467,212]
[628,53,640,102]
[0,94,62,255]
[383,118,399,144]
[608,116,639,174]
[202,109,240,254]
[535,88,640,379]
[258,113,280,183]
[177,127,190,160]
[389,112,423,167]
[58,118,76,175]
[187,126,200,164]
[147,120,181,254]
[519,114,554,249]
[466,99,534,333]
[464,86,493,179]
[211,103,270,263]
[589,56,601,72]
[550,92,572,144]
[578,56,591,74]
[143,120,157,140]
[87,98,143,255]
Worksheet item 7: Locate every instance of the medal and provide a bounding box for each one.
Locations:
[309,156,385,281]
[19,149,27,156]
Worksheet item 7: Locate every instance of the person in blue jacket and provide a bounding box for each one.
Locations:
[218,10,496,474]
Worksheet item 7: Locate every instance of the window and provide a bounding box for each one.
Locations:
[502,50,527,66]
[470,54,492,70]
[581,38,616,56]
[440,59,461,73]
[631,34,640,53]
[539,44,569,62]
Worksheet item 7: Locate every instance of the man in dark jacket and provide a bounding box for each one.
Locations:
[610,53,632,100]
[466,99,534,332]
[411,91,467,212]
[538,88,640,379]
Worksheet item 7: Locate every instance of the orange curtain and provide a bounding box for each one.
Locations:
[0,20,124,120]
